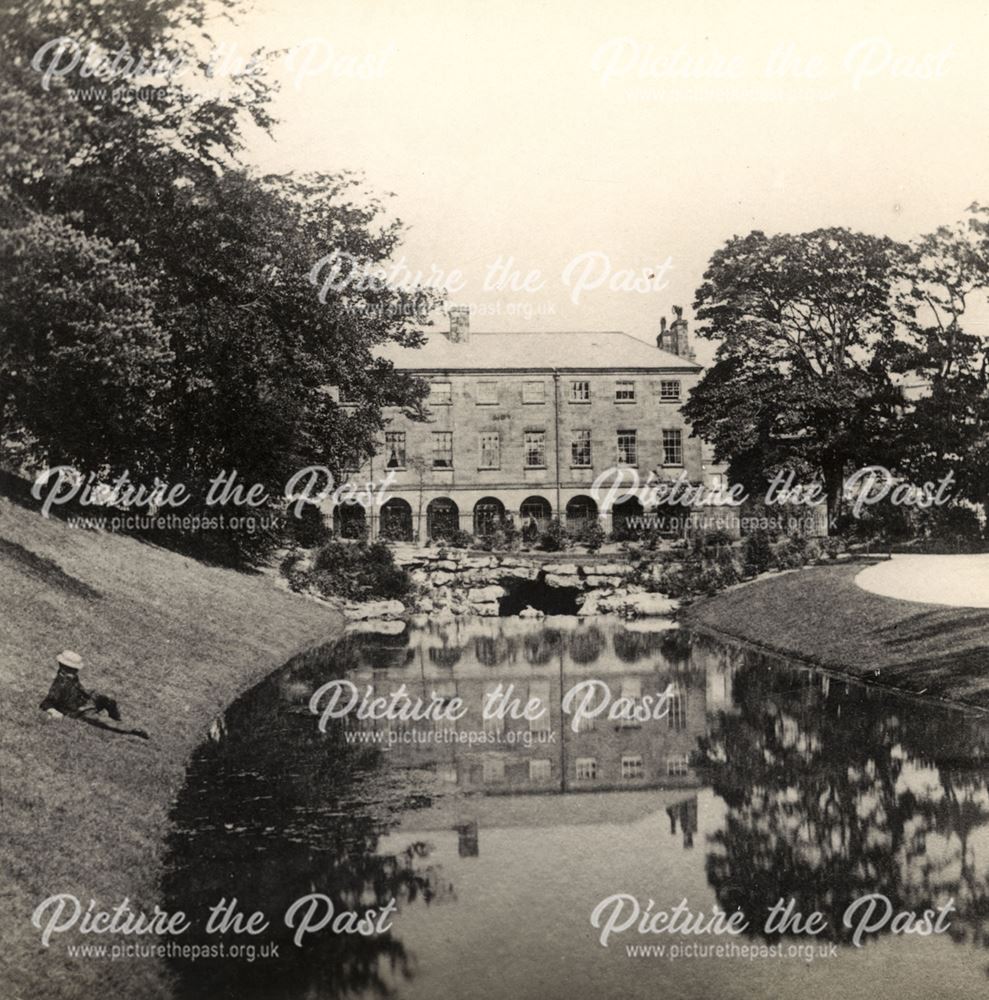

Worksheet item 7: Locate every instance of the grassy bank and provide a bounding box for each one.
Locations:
[0,497,343,999]
[682,563,989,709]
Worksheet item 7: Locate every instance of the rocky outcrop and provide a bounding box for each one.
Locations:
[392,548,676,620]
[343,599,406,621]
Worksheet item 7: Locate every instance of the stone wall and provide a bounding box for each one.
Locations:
[395,549,676,619]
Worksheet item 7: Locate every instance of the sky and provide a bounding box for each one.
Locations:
[207,0,989,365]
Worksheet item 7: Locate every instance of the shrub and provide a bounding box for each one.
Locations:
[927,504,984,549]
[657,548,741,599]
[442,529,475,549]
[538,517,569,552]
[742,529,774,574]
[698,527,734,548]
[822,536,846,560]
[771,536,807,570]
[574,519,606,552]
[285,501,331,548]
[310,540,411,601]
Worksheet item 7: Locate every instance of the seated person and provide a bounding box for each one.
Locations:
[41,650,149,739]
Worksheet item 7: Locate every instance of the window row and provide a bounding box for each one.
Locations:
[428,378,682,406]
[573,754,691,781]
[473,754,691,784]
[384,429,684,469]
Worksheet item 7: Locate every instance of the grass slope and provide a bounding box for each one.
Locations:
[0,497,342,999]
[683,564,989,709]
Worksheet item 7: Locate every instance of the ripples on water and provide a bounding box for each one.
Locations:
[163,618,989,1000]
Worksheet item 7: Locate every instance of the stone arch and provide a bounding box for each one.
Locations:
[473,496,506,536]
[379,497,413,542]
[520,495,552,525]
[565,495,598,526]
[611,495,644,539]
[427,497,460,540]
[334,500,367,539]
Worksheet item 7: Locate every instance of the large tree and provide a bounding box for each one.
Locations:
[0,0,434,560]
[891,205,989,512]
[683,228,908,520]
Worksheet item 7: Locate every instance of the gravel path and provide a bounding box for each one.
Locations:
[855,554,989,608]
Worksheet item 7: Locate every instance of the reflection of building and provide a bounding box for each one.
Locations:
[330,307,719,540]
[344,619,707,794]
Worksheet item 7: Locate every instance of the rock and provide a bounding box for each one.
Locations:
[577,593,600,617]
[584,574,624,588]
[417,596,435,613]
[468,585,507,603]
[434,559,458,572]
[498,565,535,580]
[518,605,545,619]
[409,613,430,628]
[550,563,580,576]
[472,601,501,617]
[409,569,429,586]
[617,593,677,618]
[430,571,454,586]
[464,556,496,570]
[345,619,407,635]
[343,599,405,621]
[545,573,583,589]
[622,618,677,633]
[593,563,629,576]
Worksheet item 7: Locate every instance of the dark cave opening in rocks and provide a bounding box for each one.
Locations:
[497,575,581,616]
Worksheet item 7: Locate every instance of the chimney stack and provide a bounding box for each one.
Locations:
[447,305,470,343]
[659,306,694,360]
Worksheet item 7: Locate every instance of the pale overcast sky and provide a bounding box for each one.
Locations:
[211,0,989,362]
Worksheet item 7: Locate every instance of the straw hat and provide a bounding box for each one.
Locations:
[56,650,84,671]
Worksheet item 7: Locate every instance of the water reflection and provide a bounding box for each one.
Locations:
[163,619,989,1000]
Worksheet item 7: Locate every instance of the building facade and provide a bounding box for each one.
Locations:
[332,307,722,541]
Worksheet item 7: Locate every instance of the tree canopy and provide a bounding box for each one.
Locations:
[684,222,989,520]
[0,0,434,560]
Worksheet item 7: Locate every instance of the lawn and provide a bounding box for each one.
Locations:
[0,496,343,999]
[682,563,989,710]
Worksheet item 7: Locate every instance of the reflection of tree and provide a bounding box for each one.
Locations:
[473,634,519,667]
[162,644,455,1000]
[611,628,668,663]
[523,628,564,665]
[696,646,989,951]
[427,644,463,668]
[568,626,606,664]
[337,629,416,671]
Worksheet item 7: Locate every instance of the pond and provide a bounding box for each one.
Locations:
[162,618,989,1000]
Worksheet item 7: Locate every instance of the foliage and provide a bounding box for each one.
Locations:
[446,529,475,549]
[308,540,411,601]
[537,517,568,552]
[684,228,908,520]
[285,502,331,549]
[891,206,989,512]
[573,519,606,552]
[742,530,775,575]
[0,0,435,563]
[912,504,985,552]
[477,517,518,552]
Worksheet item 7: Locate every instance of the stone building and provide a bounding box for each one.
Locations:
[333,307,725,541]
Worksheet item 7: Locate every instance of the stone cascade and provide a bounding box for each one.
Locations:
[394,548,676,620]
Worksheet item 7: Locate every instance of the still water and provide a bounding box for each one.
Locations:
[163,618,989,1000]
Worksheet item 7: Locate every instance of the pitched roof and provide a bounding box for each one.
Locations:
[376,331,701,372]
